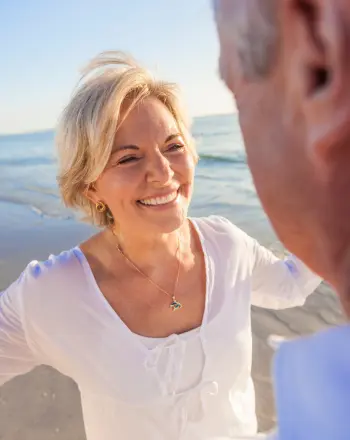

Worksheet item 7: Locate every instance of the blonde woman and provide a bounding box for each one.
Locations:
[0,52,321,440]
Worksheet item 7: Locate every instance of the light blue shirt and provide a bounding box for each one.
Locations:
[274,324,350,440]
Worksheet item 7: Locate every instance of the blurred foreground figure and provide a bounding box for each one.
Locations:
[214,1,350,439]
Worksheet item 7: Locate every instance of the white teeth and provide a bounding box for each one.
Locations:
[139,191,178,206]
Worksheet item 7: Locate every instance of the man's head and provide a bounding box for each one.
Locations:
[214,0,350,314]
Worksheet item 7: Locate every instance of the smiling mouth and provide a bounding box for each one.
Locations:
[137,190,179,207]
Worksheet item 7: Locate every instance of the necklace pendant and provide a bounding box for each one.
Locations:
[170,299,183,312]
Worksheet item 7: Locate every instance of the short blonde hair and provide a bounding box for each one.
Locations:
[56,51,196,227]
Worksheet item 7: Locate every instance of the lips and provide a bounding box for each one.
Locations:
[138,190,179,206]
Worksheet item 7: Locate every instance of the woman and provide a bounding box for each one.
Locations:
[0,52,321,440]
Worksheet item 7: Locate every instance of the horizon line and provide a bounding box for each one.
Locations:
[0,111,236,138]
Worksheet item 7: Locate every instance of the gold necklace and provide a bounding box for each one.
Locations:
[114,233,183,312]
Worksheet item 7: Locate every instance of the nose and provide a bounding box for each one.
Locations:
[146,151,174,187]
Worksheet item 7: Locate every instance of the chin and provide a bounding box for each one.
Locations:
[135,189,191,234]
[144,209,188,235]
[271,215,322,272]
[156,215,187,234]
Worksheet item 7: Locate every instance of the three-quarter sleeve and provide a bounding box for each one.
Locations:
[0,268,40,386]
[249,238,322,309]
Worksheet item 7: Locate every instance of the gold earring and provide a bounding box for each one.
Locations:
[95,201,106,213]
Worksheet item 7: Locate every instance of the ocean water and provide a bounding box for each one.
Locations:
[0,114,275,242]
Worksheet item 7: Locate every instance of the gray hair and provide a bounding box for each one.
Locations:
[213,0,279,79]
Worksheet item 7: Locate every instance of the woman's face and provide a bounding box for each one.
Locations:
[92,97,195,235]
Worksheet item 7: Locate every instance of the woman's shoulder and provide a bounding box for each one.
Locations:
[6,247,85,296]
[191,215,252,245]
[1,247,88,330]
[191,215,256,274]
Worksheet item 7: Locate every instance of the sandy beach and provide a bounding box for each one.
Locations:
[0,200,345,439]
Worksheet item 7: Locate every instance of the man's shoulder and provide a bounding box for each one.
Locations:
[274,325,350,440]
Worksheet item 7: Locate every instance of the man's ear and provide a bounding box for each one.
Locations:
[282,0,350,166]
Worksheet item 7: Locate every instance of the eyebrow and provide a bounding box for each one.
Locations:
[112,144,139,154]
[112,133,182,154]
[165,133,182,143]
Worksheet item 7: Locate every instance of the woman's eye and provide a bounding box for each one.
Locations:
[167,143,185,152]
[117,156,139,165]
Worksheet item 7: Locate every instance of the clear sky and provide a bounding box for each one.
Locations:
[0,0,235,135]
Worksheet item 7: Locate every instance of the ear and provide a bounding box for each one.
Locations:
[282,0,350,167]
[85,183,101,205]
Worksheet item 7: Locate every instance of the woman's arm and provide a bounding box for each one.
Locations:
[250,238,322,309]
[0,270,40,386]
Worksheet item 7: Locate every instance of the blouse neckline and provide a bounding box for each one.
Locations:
[75,217,211,355]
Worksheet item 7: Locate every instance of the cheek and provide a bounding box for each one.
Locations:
[179,152,196,179]
[168,154,190,178]
[240,119,277,205]
[97,168,139,205]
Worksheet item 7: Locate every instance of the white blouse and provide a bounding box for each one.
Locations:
[0,216,321,440]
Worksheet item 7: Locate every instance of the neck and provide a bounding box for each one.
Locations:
[108,221,190,272]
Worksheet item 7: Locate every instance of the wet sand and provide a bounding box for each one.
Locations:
[0,201,344,438]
